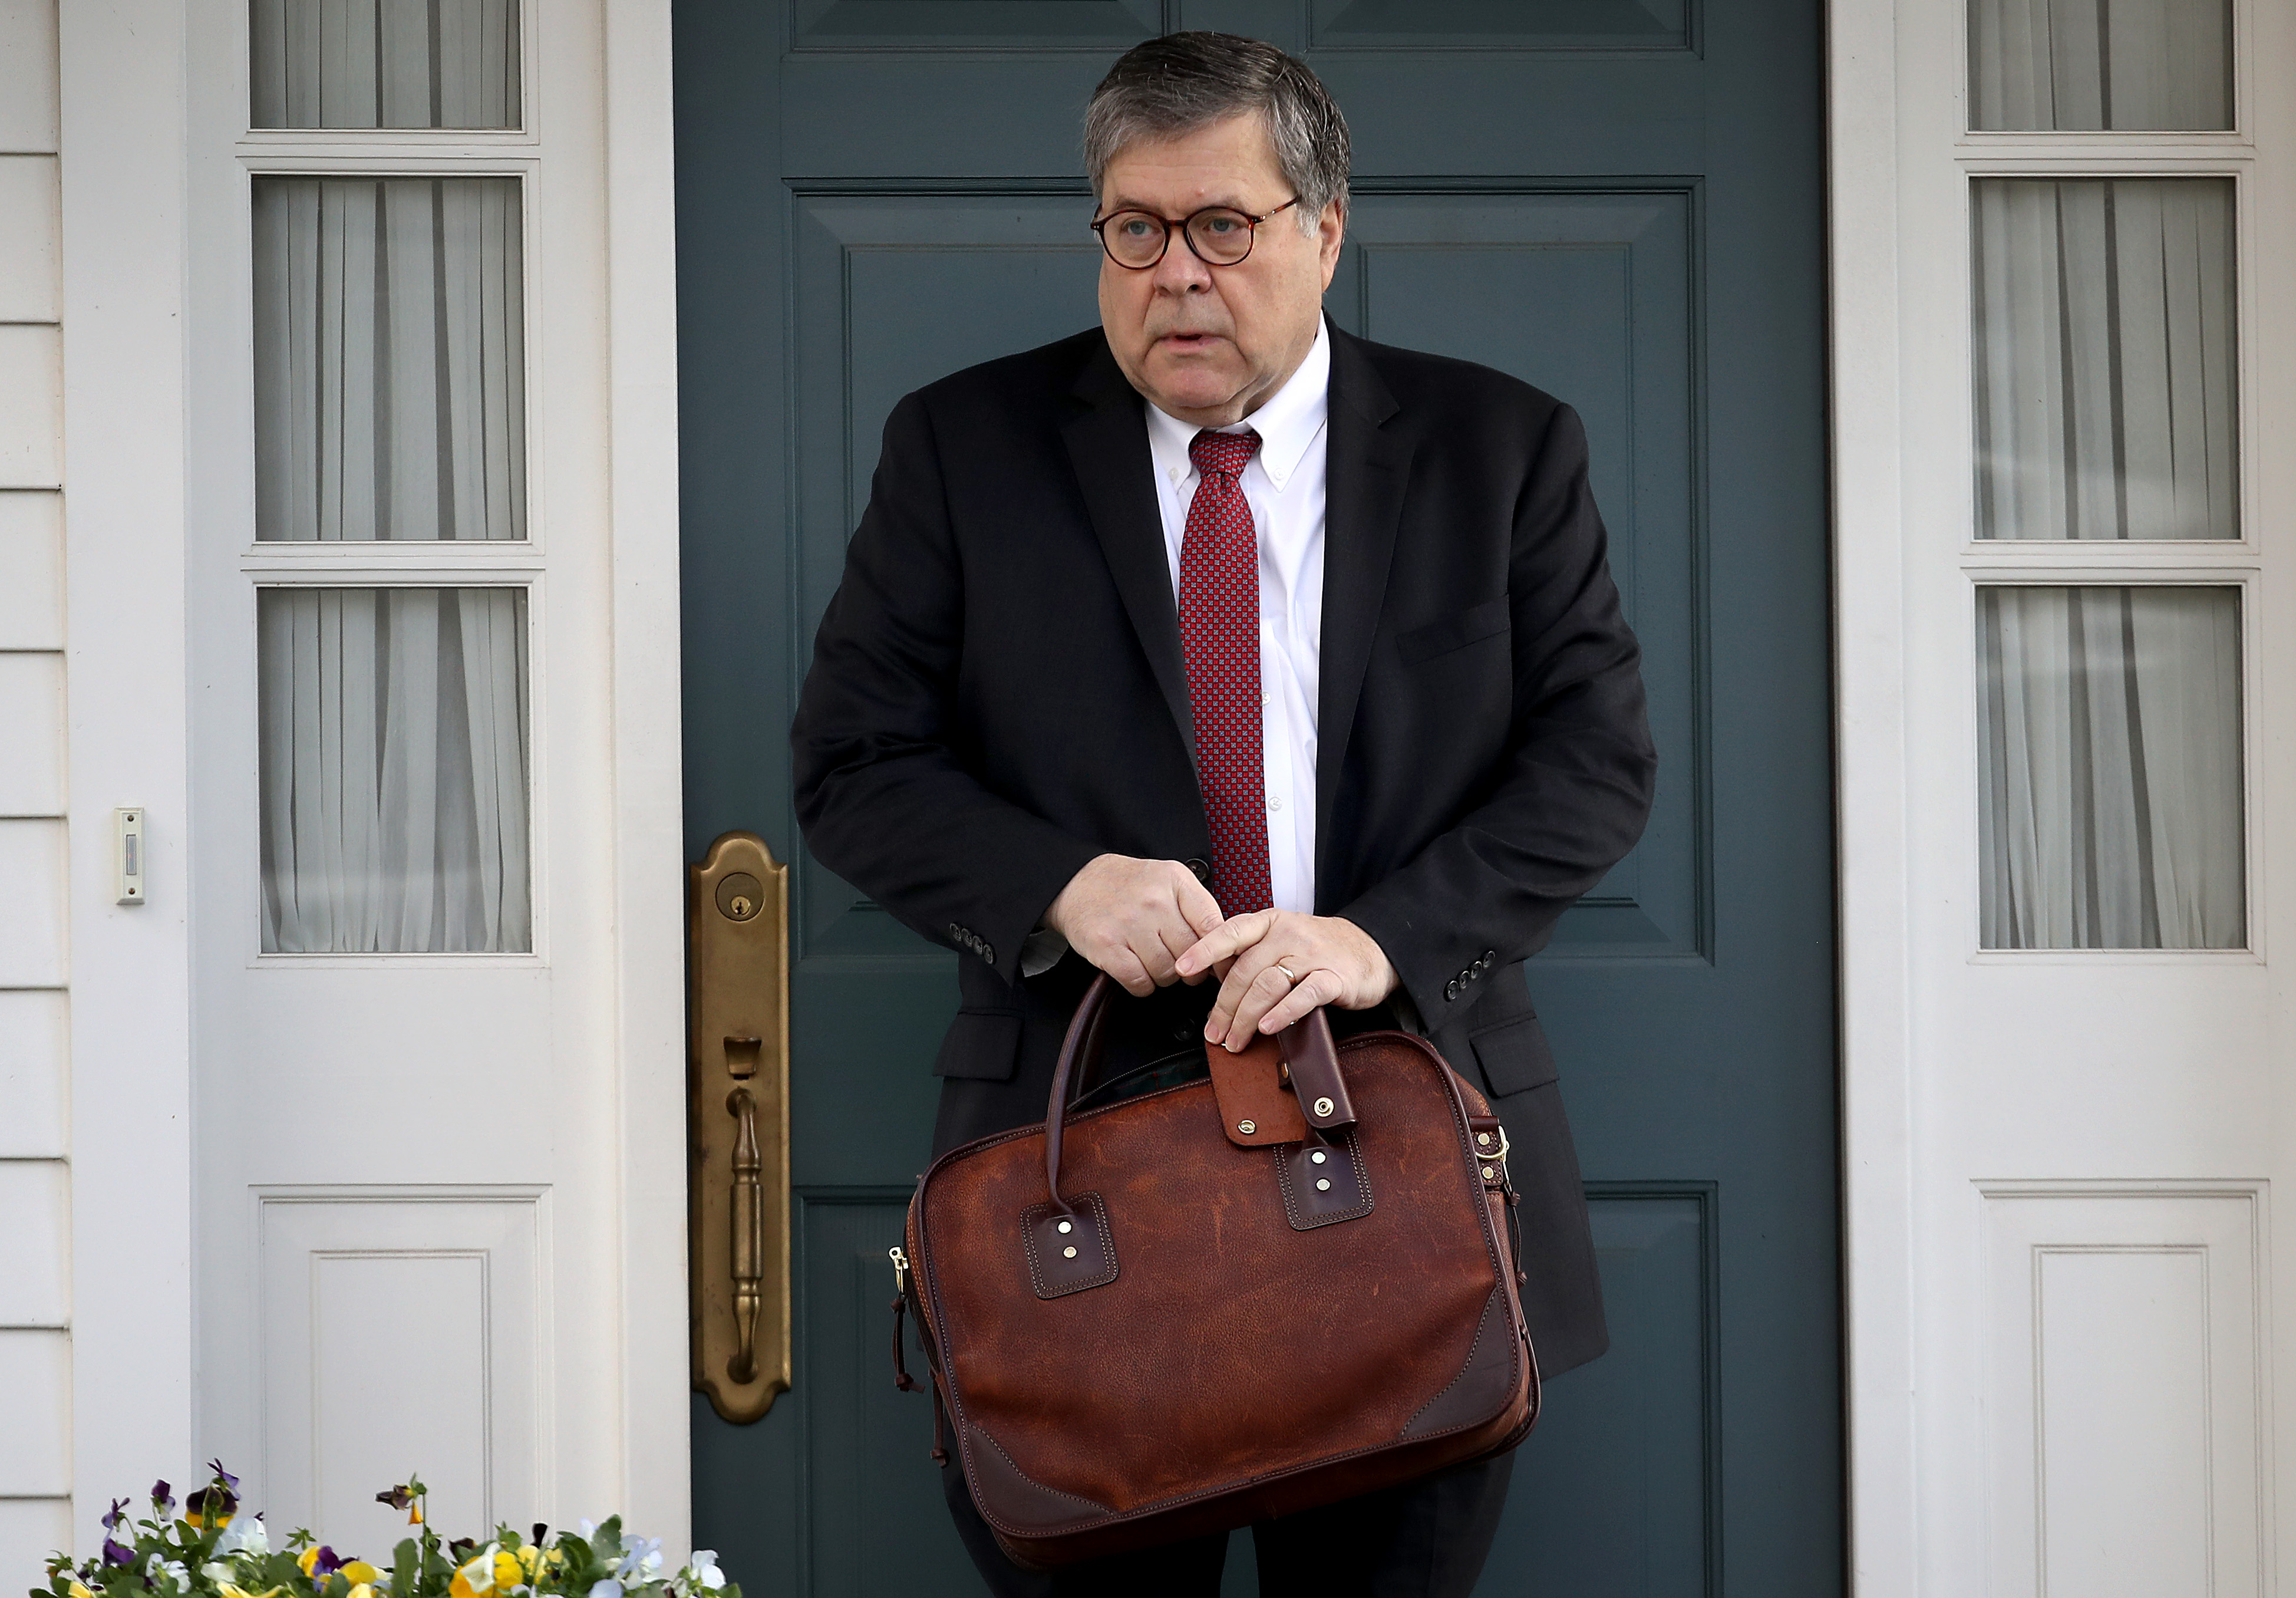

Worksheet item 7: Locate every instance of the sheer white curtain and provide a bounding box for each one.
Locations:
[253,174,526,542]
[259,588,531,953]
[1978,586,2243,949]
[1968,0,2230,129]
[250,0,519,129]
[1973,176,2237,542]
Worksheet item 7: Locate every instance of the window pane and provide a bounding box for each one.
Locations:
[1973,177,2236,541]
[1978,586,2243,950]
[259,587,531,953]
[253,176,526,541]
[250,0,519,129]
[1968,0,2231,130]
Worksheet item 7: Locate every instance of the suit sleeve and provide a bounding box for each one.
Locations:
[1335,402,1658,1031]
[790,391,1102,978]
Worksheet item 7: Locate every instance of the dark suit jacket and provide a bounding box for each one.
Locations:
[791,324,1655,1376]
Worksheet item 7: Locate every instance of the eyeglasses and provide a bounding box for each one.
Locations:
[1091,198,1302,269]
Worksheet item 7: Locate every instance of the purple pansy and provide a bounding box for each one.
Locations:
[206,1462,240,1495]
[150,1481,174,1513]
[103,1500,130,1533]
[101,1537,135,1568]
[309,1548,342,1578]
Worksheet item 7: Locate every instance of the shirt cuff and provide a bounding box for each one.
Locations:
[1019,925,1071,978]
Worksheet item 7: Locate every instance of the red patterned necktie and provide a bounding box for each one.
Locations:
[1179,427,1271,917]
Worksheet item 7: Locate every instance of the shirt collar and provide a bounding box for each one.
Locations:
[1145,315,1331,492]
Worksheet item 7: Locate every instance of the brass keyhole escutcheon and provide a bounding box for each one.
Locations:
[716,872,764,921]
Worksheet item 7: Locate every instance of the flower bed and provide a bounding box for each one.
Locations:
[33,1468,737,1598]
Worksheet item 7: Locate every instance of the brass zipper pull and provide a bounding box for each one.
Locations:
[888,1245,910,1294]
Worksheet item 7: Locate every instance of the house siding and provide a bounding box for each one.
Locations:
[0,0,72,1587]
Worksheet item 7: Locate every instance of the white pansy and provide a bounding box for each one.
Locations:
[687,1553,724,1593]
[588,1579,622,1598]
[156,1560,191,1592]
[202,1565,233,1585]
[615,1538,662,1583]
[459,1546,500,1593]
[216,1516,269,1557]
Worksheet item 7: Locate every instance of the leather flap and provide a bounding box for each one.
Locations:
[1282,1011,1356,1129]
[1021,1192,1117,1299]
[1206,1033,1305,1145]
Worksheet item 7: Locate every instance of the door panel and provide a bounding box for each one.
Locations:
[1336,190,1696,953]
[677,2,1834,1592]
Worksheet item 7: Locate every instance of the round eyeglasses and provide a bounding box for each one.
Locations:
[1091,198,1302,269]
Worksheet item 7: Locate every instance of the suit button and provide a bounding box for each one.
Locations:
[1185,858,1211,884]
[1444,980,1460,1001]
[982,947,996,967]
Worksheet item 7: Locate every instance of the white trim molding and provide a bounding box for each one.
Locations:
[58,0,197,1554]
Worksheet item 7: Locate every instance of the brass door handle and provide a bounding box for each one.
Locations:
[690,832,790,1422]
[725,1086,763,1384]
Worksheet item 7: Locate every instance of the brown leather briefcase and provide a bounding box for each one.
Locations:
[890,973,1540,1569]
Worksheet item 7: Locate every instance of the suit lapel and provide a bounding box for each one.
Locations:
[1317,330,1411,905]
[1061,342,1198,764]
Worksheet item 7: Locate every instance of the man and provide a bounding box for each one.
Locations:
[793,31,1655,1597]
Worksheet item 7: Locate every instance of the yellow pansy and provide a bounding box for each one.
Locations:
[339,1563,381,1586]
[346,1586,375,1598]
[491,1553,523,1590]
[220,1584,284,1598]
[68,1583,94,1598]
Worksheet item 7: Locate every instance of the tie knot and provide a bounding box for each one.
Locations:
[1190,428,1262,480]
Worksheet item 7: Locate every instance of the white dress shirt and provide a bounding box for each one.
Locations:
[1020,319,1331,978]
[1144,315,1329,916]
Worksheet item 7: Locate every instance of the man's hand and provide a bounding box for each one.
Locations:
[1044,854,1227,997]
[1176,911,1400,1050]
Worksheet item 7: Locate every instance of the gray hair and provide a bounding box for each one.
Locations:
[1084,32,1350,231]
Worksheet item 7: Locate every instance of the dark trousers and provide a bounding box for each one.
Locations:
[941,1448,1516,1597]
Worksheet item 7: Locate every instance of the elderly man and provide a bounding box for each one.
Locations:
[793,30,1655,1597]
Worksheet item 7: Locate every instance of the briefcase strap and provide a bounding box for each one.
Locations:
[1040,974,1352,1219]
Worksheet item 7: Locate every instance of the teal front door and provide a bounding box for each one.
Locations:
[675,4,1836,1592]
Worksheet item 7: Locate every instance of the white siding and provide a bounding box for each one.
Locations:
[0,1,69,1591]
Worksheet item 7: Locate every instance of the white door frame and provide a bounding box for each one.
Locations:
[56,0,688,1551]
[1827,0,1924,1587]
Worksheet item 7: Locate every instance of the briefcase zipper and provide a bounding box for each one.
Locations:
[889,1244,910,1294]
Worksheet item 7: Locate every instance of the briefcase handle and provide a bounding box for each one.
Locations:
[1041,973,1357,1217]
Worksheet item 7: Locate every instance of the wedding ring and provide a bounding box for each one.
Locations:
[1275,964,1298,985]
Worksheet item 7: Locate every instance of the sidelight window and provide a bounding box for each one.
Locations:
[1965,0,2250,952]
[252,174,526,542]
[244,0,535,956]
[257,587,530,953]
[1976,585,2244,949]
[1967,0,2232,131]
[250,0,520,130]
[1972,177,2236,542]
